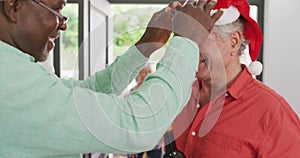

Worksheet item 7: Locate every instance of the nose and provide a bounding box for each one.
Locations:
[57,16,68,31]
[58,23,67,31]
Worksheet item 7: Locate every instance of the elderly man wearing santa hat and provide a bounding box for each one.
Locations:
[171,0,300,157]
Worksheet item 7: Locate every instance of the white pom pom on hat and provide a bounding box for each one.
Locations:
[248,61,263,76]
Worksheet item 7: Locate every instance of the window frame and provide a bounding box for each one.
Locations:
[54,0,264,80]
[53,0,84,78]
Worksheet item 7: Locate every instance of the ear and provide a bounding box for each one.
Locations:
[229,30,242,56]
[3,0,23,22]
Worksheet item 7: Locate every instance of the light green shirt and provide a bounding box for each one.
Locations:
[0,36,199,158]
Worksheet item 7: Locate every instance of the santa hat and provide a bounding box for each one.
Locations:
[211,0,263,75]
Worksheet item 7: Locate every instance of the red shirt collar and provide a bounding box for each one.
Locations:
[227,66,253,100]
[192,66,253,100]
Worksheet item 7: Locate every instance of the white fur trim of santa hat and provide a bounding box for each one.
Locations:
[211,6,240,25]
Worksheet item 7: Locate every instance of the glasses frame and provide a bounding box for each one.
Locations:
[32,0,68,25]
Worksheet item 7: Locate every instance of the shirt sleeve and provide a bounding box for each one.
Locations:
[257,98,300,158]
[70,36,199,153]
[0,36,199,157]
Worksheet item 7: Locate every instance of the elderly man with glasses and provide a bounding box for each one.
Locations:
[0,0,224,157]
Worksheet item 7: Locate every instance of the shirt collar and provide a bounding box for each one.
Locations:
[192,66,253,100]
[227,66,253,99]
[0,40,35,62]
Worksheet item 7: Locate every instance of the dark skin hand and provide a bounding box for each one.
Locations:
[173,0,223,46]
[135,2,181,57]
[135,1,223,57]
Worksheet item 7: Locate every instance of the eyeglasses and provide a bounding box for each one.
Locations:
[32,0,68,25]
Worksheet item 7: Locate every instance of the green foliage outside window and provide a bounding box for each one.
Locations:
[61,4,79,74]
[112,5,164,59]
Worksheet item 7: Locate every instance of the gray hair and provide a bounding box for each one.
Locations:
[213,18,249,55]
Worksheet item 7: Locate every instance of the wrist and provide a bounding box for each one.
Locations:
[135,42,163,58]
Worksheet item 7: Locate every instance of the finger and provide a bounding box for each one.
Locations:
[211,9,223,23]
[168,1,183,9]
[193,0,199,6]
[191,0,198,6]
[183,0,196,7]
[175,2,184,11]
[204,0,217,13]
[184,2,194,8]
[182,0,189,7]
[197,0,208,9]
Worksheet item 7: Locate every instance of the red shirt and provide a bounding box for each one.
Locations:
[173,68,300,158]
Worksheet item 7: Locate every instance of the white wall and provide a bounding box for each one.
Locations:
[264,0,300,116]
[90,0,112,74]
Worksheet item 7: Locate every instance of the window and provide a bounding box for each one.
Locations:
[54,0,264,81]
[60,2,79,79]
[109,0,264,81]
[53,0,79,79]
[53,0,111,81]
[112,4,166,63]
